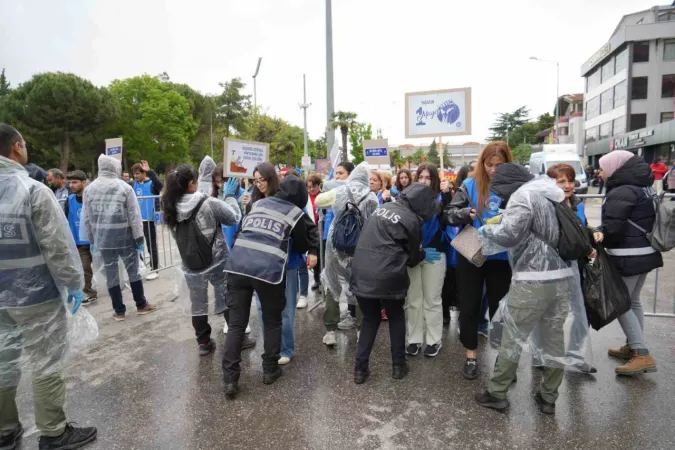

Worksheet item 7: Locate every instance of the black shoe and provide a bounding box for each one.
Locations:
[38,423,97,450]
[463,358,478,380]
[392,362,409,380]
[81,296,97,305]
[475,391,510,411]
[354,368,370,384]
[406,343,421,356]
[242,336,257,350]
[423,343,442,357]
[0,422,23,450]
[580,364,598,374]
[443,315,450,325]
[224,381,240,400]
[263,367,283,385]
[311,282,321,291]
[534,392,556,415]
[199,339,216,356]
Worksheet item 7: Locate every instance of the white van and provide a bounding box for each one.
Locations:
[529,145,588,194]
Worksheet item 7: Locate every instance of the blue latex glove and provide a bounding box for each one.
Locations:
[90,244,95,254]
[424,248,442,263]
[224,178,239,196]
[67,289,84,314]
[137,243,145,253]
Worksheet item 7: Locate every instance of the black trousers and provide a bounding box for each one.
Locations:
[355,297,406,370]
[143,221,159,271]
[456,256,512,351]
[222,273,286,382]
[313,239,326,285]
[441,266,458,320]
[192,315,213,345]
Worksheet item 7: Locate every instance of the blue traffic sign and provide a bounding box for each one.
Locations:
[107,146,122,156]
[365,147,387,157]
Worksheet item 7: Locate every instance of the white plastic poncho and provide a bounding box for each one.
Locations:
[82,155,145,289]
[479,177,593,371]
[317,162,379,305]
[197,155,216,196]
[0,155,98,425]
[170,192,241,316]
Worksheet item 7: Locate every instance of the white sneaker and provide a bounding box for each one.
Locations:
[145,272,159,281]
[223,322,228,334]
[278,356,291,365]
[357,330,360,342]
[323,331,337,347]
[338,314,356,330]
[297,296,308,309]
[224,323,251,334]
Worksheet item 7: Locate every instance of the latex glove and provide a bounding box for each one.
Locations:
[218,187,224,197]
[424,248,442,263]
[137,242,145,253]
[90,245,95,254]
[68,289,84,314]
[225,178,239,196]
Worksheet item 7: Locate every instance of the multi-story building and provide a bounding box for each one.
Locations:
[581,2,675,165]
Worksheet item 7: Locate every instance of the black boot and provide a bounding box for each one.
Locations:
[475,391,510,411]
[224,381,240,400]
[534,392,556,415]
[392,362,409,380]
[354,363,370,384]
[38,424,97,450]
[263,367,283,385]
[0,422,23,450]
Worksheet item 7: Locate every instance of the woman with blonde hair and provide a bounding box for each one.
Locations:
[445,141,514,380]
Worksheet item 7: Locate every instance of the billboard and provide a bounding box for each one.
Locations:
[223,138,269,179]
[405,87,472,139]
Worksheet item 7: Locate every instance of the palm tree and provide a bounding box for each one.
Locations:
[390,149,405,170]
[330,111,358,162]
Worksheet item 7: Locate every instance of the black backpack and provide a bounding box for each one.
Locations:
[552,200,592,261]
[175,197,215,270]
[332,189,370,256]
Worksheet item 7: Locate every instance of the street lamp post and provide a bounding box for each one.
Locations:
[530,56,560,144]
[252,57,262,109]
[325,0,335,154]
[300,74,311,158]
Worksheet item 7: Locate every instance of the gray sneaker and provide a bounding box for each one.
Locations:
[338,314,356,330]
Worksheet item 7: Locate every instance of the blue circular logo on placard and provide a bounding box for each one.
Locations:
[486,195,502,215]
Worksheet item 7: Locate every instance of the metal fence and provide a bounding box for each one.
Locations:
[136,195,179,275]
[578,193,675,318]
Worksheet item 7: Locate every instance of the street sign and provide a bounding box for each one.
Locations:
[105,138,123,161]
[363,139,389,165]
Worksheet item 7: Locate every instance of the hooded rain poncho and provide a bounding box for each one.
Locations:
[197,156,216,196]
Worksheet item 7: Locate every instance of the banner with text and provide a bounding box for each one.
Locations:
[363,138,389,166]
[405,87,472,139]
[105,138,123,161]
[224,138,270,179]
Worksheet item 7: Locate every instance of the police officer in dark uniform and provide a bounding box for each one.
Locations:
[223,176,319,399]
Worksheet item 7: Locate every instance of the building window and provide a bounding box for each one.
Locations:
[613,117,626,135]
[586,96,600,120]
[630,114,647,131]
[631,77,648,100]
[633,41,650,63]
[615,46,628,73]
[665,40,675,62]
[600,88,614,114]
[662,74,675,98]
[601,58,615,83]
[600,122,612,140]
[587,69,601,93]
[658,12,675,22]
[614,80,627,108]
[662,112,675,123]
[585,127,599,143]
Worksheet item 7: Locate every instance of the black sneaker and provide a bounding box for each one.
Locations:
[199,339,216,356]
[354,368,370,384]
[263,367,283,385]
[475,391,510,411]
[463,358,478,380]
[392,362,409,380]
[534,392,556,415]
[0,422,23,450]
[242,336,257,350]
[423,343,442,357]
[406,343,422,356]
[224,381,239,400]
[311,282,321,291]
[81,296,97,305]
[38,423,97,450]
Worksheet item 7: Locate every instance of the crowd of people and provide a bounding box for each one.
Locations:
[0,121,667,449]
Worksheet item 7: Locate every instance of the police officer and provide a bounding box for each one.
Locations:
[0,124,98,450]
[83,155,158,322]
[223,176,319,399]
[131,160,163,279]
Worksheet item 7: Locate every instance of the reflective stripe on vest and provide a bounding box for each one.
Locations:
[605,247,656,256]
[67,194,89,245]
[225,197,304,284]
[134,179,155,220]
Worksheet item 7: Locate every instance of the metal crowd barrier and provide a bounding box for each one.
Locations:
[136,195,178,275]
[578,192,675,318]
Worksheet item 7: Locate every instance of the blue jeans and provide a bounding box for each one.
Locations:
[257,267,299,358]
[298,263,309,296]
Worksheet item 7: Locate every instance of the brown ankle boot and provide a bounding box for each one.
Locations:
[608,344,632,360]
[615,351,657,376]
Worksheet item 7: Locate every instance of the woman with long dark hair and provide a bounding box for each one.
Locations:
[244,162,280,214]
[162,164,255,355]
[392,169,412,199]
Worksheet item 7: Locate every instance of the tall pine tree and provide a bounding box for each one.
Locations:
[0,69,11,97]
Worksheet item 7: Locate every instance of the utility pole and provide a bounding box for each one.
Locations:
[252,57,262,109]
[300,74,311,158]
[325,0,335,155]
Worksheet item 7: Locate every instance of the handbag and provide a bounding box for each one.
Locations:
[451,190,486,267]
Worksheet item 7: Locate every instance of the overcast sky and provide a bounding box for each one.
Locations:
[0,0,662,146]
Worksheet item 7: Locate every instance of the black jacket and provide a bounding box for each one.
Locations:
[602,156,663,276]
[351,183,436,300]
[276,176,320,257]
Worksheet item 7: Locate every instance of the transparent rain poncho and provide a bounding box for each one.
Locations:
[82,155,146,289]
[479,177,593,371]
[197,155,216,196]
[317,162,379,305]
[0,155,99,428]
[170,192,241,316]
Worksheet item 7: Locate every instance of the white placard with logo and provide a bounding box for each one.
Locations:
[363,138,389,165]
[223,138,270,179]
[105,138,123,161]
[405,87,472,139]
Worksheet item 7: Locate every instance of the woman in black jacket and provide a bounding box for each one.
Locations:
[598,150,662,376]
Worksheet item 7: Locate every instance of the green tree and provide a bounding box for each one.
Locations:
[314,133,328,159]
[427,139,440,166]
[108,75,197,167]
[511,143,533,164]
[441,143,453,169]
[0,69,10,97]
[405,155,414,169]
[348,122,372,165]
[215,78,251,138]
[330,111,358,162]
[488,106,530,141]
[412,148,426,165]
[389,149,404,169]
[2,72,114,172]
